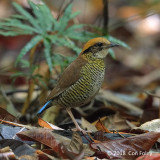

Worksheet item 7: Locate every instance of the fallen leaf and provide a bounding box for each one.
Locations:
[81,117,97,132]
[136,153,160,160]
[93,131,132,142]
[138,119,160,133]
[90,132,160,159]
[138,119,160,142]
[0,86,19,117]
[95,119,111,133]
[59,143,84,160]
[16,128,84,159]
[0,107,19,123]
[68,132,83,154]
[0,124,26,140]
[38,118,64,130]
[36,149,55,160]
[0,146,17,160]
[0,139,36,157]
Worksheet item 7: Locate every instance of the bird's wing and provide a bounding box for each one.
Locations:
[47,56,87,101]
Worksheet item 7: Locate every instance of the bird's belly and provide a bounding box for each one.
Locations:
[56,69,105,108]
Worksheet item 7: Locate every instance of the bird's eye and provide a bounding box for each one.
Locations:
[96,42,103,47]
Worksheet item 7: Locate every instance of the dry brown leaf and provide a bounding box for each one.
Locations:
[0,107,19,123]
[68,132,83,154]
[0,87,19,117]
[138,119,160,142]
[0,139,36,159]
[81,117,97,132]
[90,132,160,159]
[136,153,160,160]
[95,119,111,133]
[16,128,85,159]
[106,113,133,131]
[38,118,64,130]
[0,148,17,160]
[138,119,160,132]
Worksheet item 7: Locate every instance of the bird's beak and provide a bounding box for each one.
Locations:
[108,43,119,48]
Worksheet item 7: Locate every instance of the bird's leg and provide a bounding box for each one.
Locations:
[66,108,88,134]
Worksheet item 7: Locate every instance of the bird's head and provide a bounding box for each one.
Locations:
[81,37,119,60]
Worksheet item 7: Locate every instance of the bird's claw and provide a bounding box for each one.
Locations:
[72,127,91,134]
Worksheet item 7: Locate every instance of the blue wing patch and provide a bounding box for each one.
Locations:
[37,100,52,116]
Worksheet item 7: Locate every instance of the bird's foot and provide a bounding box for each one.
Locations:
[72,126,91,134]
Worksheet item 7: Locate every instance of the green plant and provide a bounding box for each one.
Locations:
[0,0,130,77]
[0,1,92,72]
[0,0,130,114]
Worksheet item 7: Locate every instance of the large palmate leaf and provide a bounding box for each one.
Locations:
[28,1,55,32]
[15,35,43,65]
[13,2,41,32]
[44,38,52,72]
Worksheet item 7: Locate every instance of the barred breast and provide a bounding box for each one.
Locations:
[56,60,105,108]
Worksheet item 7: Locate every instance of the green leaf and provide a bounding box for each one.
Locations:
[15,35,43,66]
[58,4,73,32]
[66,31,94,42]
[0,30,32,36]
[56,37,81,54]
[48,34,58,44]
[52,53,76,71]
[11,14,27,20]
[30,64,38,74]
[33,74,47,88]
[13,2,41,32]
[44,38,52,72]
[11,72,27,78]
[29,1,55,32]
[38,3,55,31]
[64,24,84,35]
[70,11,81,19]
[27,1,44,30]
[20,59,30,68]
[107,36,131,49]
[52,53,64,68]
[108,48,116,59]
[0,19,37,33]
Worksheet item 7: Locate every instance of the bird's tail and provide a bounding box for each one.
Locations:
[37,100,52,116]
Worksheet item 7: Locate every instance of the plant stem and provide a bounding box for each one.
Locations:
[21,79,35,115]
[103,0,109,35]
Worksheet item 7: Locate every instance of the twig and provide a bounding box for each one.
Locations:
[144,91,160,99]
[56,0,74,20]
[5,88,40,96]
[103,0,109,35]
[113,130,125,138]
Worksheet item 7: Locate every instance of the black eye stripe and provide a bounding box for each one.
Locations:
[83,47,92,54]
[82,42,104,54]
[96,42,103,47]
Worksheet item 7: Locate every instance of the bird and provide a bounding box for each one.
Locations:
[37,37,119,133]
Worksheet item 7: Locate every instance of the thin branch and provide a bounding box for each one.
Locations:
[144,91,160,99]
[103,0,109,35]
[56,0,74,20]
[5,88,40,96]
